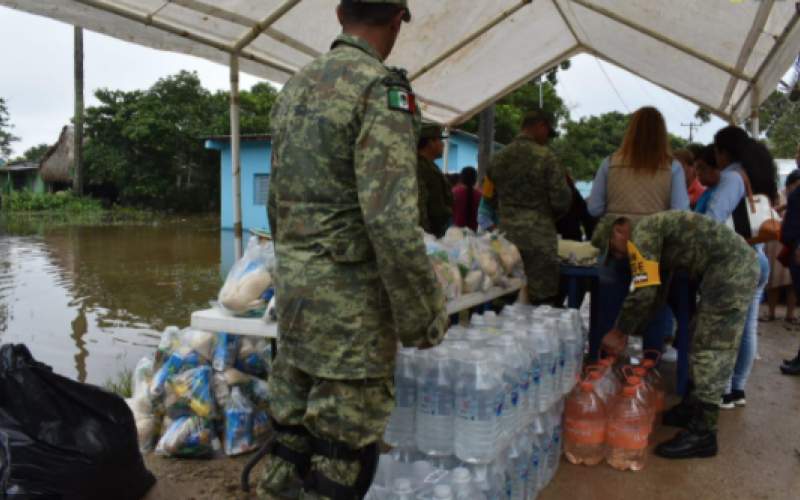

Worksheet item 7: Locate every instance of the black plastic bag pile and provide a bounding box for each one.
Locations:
[0,344,156,499]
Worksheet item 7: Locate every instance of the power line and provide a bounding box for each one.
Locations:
[681,122,702,143]
[593,57,630,113]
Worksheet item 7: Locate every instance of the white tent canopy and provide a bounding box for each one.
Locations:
[3,0,800,126]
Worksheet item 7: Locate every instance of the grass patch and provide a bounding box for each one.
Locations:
[103,366,134,398]
[2,190,103,213]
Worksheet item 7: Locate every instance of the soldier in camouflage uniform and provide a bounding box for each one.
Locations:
[416,124,454,237]
[261,1,447,498]
[592,211,759,459]
[483,109,572,305]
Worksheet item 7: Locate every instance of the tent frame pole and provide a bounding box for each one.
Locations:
[232,0,302,52]
[751,83,760,138]
[732,6,800,119]
[72,0,296,75]
[230,54,244,260]
[721,0,775,115]
[570,0,753,83]
[409,0,533,82]
[552,0,583,45]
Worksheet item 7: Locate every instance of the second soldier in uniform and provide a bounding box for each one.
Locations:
[483,109,572,305]
[417,124,454,238]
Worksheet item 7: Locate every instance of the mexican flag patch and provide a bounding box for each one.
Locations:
[388,89,417,113]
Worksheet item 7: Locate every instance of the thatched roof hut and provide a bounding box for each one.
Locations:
[39,126,74,184]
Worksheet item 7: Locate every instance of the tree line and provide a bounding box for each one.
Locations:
[2,70,797,212]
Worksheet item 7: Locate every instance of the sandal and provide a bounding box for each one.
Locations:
[785,316,800,325]
[759,313,776,323]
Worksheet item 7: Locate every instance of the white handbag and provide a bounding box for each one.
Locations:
[725,169,781,244]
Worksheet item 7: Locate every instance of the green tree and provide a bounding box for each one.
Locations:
[23,143,51,162]
[83,71,221,209]
[0,97,20,161]
[82,72,280,211]
[755,90,800,158]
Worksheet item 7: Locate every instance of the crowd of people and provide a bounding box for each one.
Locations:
[259,0,798,496]
[414,104,800,460]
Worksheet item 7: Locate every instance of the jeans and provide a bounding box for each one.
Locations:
[725,245,769,393]
[597,252,675,357]
[792,242,800,359]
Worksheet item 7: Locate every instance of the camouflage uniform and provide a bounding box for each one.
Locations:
[484,134,572,302]
[417,126,454,238]
[262,30,446,499]
[593,211,759,432]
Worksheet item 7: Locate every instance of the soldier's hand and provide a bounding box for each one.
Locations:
[601,327,628,357]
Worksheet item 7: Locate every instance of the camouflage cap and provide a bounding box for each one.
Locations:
[346,0,411,22]
[524,108,560,138]
[591,214,635,265]
[420,124,444,139]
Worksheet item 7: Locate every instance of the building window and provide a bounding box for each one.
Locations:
[254,174,270,206]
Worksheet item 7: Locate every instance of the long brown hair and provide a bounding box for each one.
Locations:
[615,107,672,171]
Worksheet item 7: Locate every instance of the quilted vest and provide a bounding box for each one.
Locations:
[606,154,672,220]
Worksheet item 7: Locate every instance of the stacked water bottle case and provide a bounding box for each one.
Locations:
[370,305,589,500]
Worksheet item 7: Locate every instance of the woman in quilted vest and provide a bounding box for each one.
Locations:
[588,106,690,360]
[711,127,777,410]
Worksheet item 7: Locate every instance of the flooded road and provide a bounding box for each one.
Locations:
[0,213,230,385]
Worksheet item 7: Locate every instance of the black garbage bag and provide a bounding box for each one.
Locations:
[0,344,156,499]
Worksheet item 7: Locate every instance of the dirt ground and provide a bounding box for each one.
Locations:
[143,308,800,500]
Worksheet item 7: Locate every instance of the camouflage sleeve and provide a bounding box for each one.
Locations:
[547,153,572,220]
[616,222,665,336]
[417,161,431,233]
[355,80,447,348]
[267,148,278,238]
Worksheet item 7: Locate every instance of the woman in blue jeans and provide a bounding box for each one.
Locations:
[588,107,689,358]
[708,127,778,407]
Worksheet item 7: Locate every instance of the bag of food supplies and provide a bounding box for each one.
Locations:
[491,233,524,278]
[213,333,241,372]
[218,237,275,315]
[0,344,155,499]
[156,415,218,459]
[127,357,157,452]
[224,387,255,456]
[165,366,216,419]
[472,235,505,286]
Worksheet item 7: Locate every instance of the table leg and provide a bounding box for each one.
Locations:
[567,276,579,309]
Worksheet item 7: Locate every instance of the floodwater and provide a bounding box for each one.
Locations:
[0,213,235,385]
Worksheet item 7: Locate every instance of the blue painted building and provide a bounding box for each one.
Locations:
[207,130,501,232]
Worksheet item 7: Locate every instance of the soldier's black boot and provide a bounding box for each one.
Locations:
[661,380,698,429]
[655,403,718,459]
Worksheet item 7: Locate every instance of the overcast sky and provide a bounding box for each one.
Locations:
[1,6,729,157]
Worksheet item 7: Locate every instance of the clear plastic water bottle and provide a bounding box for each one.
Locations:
[545,319,564,404]
[454,350,504,463]
[465,327,491,350]
[512,328,538,423]
[527,427,541,500]
[390,443,425,464]
[482,311,503,334]
[416,349,455,456]
[546,406,563,483]
[532,413,551,491]
[433,485,454,500]
[450,467,487,500]
[486,351,512,436]
[468,463,504,500]
[529,324,553,413]
[558,315,580,395]
[488,334,526,434]
[427,454,460,472]
[388,478,416,500]
[507,432,532,500]
[385,347,417,447]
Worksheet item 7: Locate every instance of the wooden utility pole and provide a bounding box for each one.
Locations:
[477,105,495,186]
[74,27,84,196]
[681,122,701,143]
